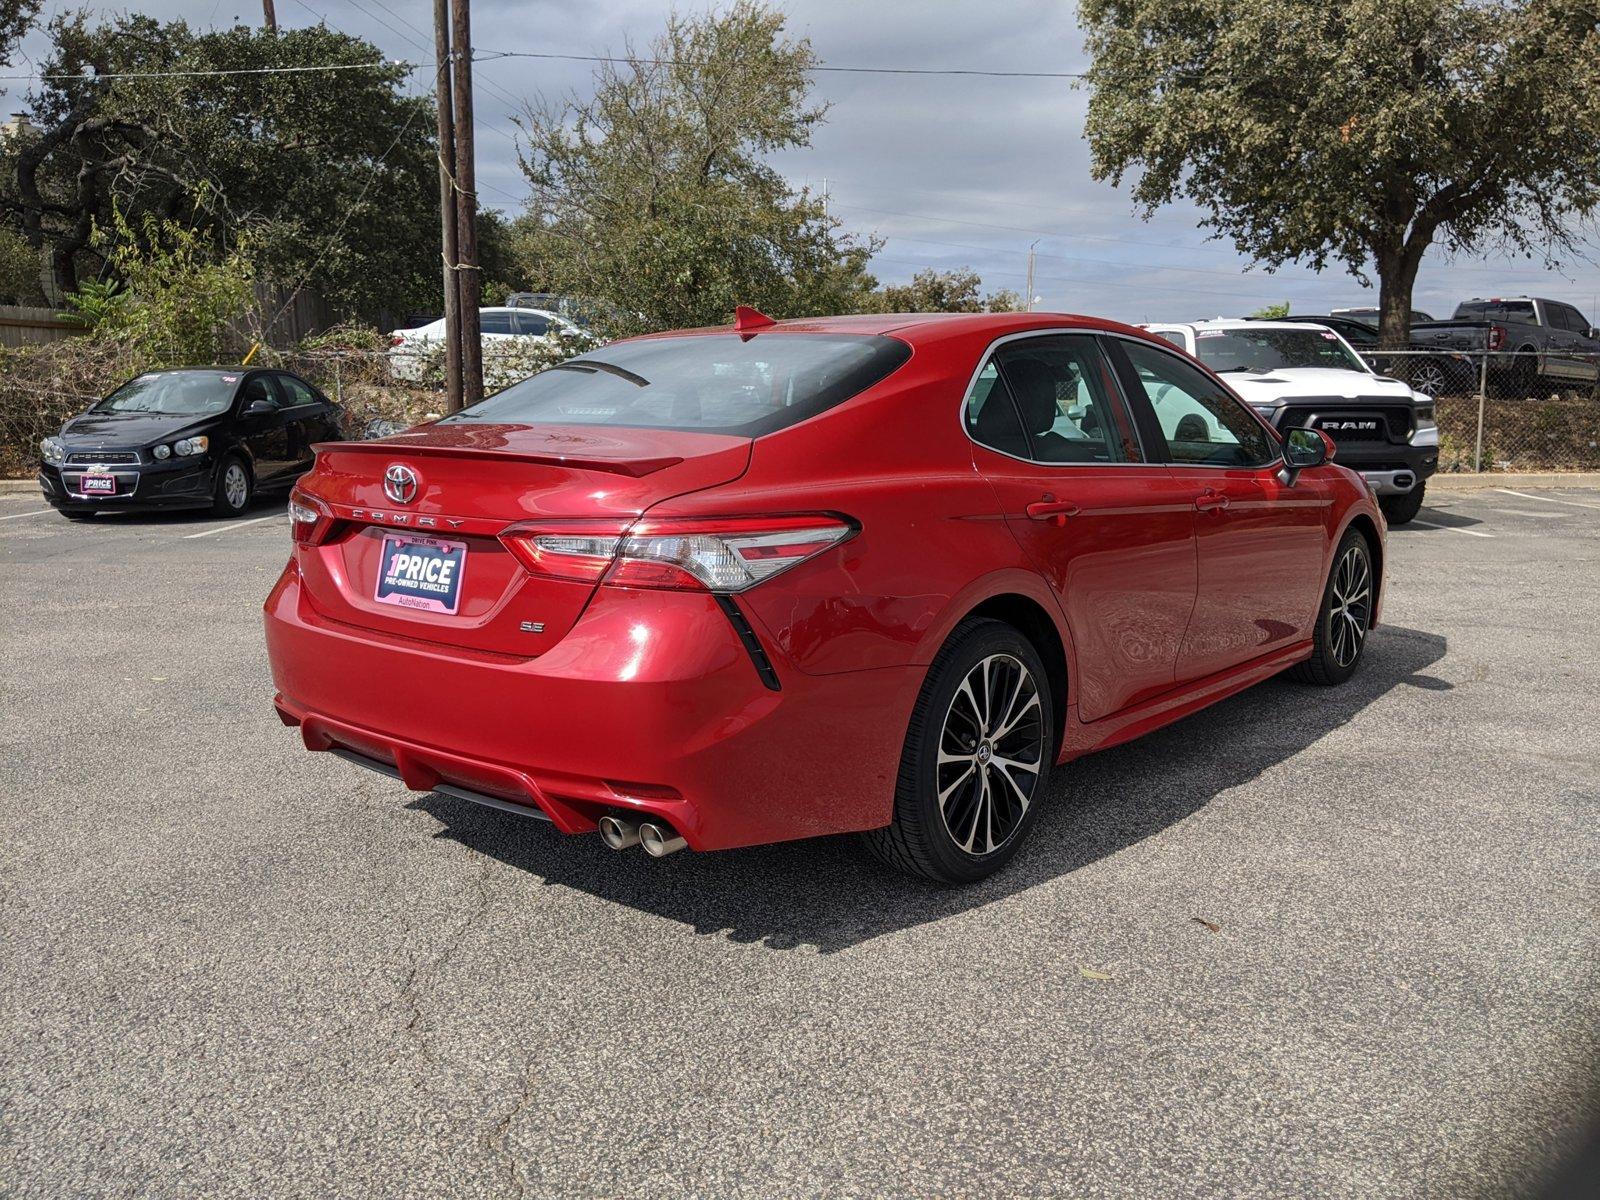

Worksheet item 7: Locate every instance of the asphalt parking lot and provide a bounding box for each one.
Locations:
[1,485,1596,1198]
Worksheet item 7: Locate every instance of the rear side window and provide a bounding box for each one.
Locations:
[963,362,1029,458]
[276,375,320,407]
[442,334,911,437]
[480,312,514,335]
[993,336,1141,464]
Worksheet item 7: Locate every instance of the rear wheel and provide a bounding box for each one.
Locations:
[211,456,252,517]
[1379,482,1425,526]
[863,618,1053,884]
[1292,530,1374,687]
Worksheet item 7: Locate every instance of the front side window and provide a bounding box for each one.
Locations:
[1189,327,1367,374]
[240,375,282,411]
[440,333,911,437]
[1120,341,1277,468]
[513,313,552,337]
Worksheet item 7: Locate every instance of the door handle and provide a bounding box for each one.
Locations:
[1194,489,1230,512]
[1025,496,1081,525]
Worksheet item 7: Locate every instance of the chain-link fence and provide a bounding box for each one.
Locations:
[0,333,596,476]
[1358,349,1600,473]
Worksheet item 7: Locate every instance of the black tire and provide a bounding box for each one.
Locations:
[1379,483,1426,526]
[211,455,253,517]
[863,618,1054,884]
[1291,529,1374,687]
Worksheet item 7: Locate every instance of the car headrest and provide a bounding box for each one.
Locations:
[1005,359,1060,434]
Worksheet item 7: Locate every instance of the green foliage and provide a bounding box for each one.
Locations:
[1250,302,1292,320]
[5,15,437,320]
[0,225,44,304]
[863,267,1023,313]
[71,207,254,366]
[511,1,880,331]
[1080,0,1600,346]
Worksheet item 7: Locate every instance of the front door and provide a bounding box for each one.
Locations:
[1108,337,1331,682]
[236,373,296,486]
[965,334,1199,722]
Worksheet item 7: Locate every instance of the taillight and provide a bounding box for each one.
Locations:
[1487,324,1506,351]
[389,334,405,348]
[288,490,335,545]
[499,514,855,592]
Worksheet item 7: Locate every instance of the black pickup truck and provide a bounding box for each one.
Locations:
[1410,298,1600,395]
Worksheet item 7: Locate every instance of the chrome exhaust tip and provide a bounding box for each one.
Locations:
[597,813,641,850]
[638,820,688,858]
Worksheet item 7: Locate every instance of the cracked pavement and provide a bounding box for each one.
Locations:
[1,488,1597,1197]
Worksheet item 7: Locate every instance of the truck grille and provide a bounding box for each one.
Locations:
[1279,401,1412,443]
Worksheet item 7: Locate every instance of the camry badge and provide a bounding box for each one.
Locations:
[383,463,419,504]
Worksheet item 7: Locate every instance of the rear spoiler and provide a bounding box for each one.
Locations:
[311,440,684,478]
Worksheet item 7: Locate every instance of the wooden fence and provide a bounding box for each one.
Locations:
[0,305,84,349]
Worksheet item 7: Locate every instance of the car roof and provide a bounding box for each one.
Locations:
[1143,319,1340,333]
[633,310,1159,347]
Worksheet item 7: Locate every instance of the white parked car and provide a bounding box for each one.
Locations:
[387,307,585,384]
[1140,318,1441,524]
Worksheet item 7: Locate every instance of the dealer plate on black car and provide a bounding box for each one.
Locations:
[374,534,467,615]
[79,473,116,494]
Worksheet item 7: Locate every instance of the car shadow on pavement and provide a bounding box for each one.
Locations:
[411,623,1448,954]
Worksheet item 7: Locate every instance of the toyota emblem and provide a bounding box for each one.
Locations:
[383,463,419,504]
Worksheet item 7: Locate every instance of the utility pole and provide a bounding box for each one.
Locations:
[450,0,483,409]
[262,0,277,31]
[1025,240,1038,312]
[432,0,462,409]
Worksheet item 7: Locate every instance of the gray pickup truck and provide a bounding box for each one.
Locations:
[1410,298,1600,394]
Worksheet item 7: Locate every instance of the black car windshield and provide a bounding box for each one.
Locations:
[1192,329,1367,374]
[438,333,912,436]
[94,371,238,417]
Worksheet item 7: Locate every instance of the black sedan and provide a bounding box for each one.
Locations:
[37,367,342,520]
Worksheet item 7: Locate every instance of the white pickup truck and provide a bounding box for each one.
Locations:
[1142,319,1441,525]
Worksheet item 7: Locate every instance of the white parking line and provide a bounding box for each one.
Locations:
[1408,519,1494,538]
[1495,488,1600,512]
[0,508,51,522]
[182,513,283,539]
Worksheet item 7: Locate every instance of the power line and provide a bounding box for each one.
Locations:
[476,51,1084,79]
[0,60,409,82]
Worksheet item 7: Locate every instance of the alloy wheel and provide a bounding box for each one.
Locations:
[1328,544,1372,668]
[935,653,1044,856]
[1411,361,1447,396]
[224,463,249,510]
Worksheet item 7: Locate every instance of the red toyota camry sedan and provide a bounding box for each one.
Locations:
[265,309,1384,882]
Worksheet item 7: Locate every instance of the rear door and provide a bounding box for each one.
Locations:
[273,373,340,477]
[965,333,1199,722]
[1106,336,1331,682]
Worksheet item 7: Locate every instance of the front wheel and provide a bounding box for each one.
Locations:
[863,618,1054,884]
[1292,530,1374,687]
[211,456,252,517]
[1379,483,1426,526]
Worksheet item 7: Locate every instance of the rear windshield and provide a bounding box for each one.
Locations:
[94,371,237,417]
[1191,328,1367,374]
[439,333,911,436]
[1455,300,1537,323]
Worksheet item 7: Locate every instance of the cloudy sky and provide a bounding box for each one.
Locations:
[6,0,1599,324]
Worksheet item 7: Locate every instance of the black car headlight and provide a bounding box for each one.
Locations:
[40,436,64,465]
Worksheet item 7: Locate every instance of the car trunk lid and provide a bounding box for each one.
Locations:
[292,422,750,656]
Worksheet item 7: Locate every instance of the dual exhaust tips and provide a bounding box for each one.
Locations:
[598,813,687,858]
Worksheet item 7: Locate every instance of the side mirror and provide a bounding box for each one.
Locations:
[1280,426,1333,484]
[243,398,275,418]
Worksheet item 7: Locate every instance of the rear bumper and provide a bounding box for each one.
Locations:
[263,562,921,850]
